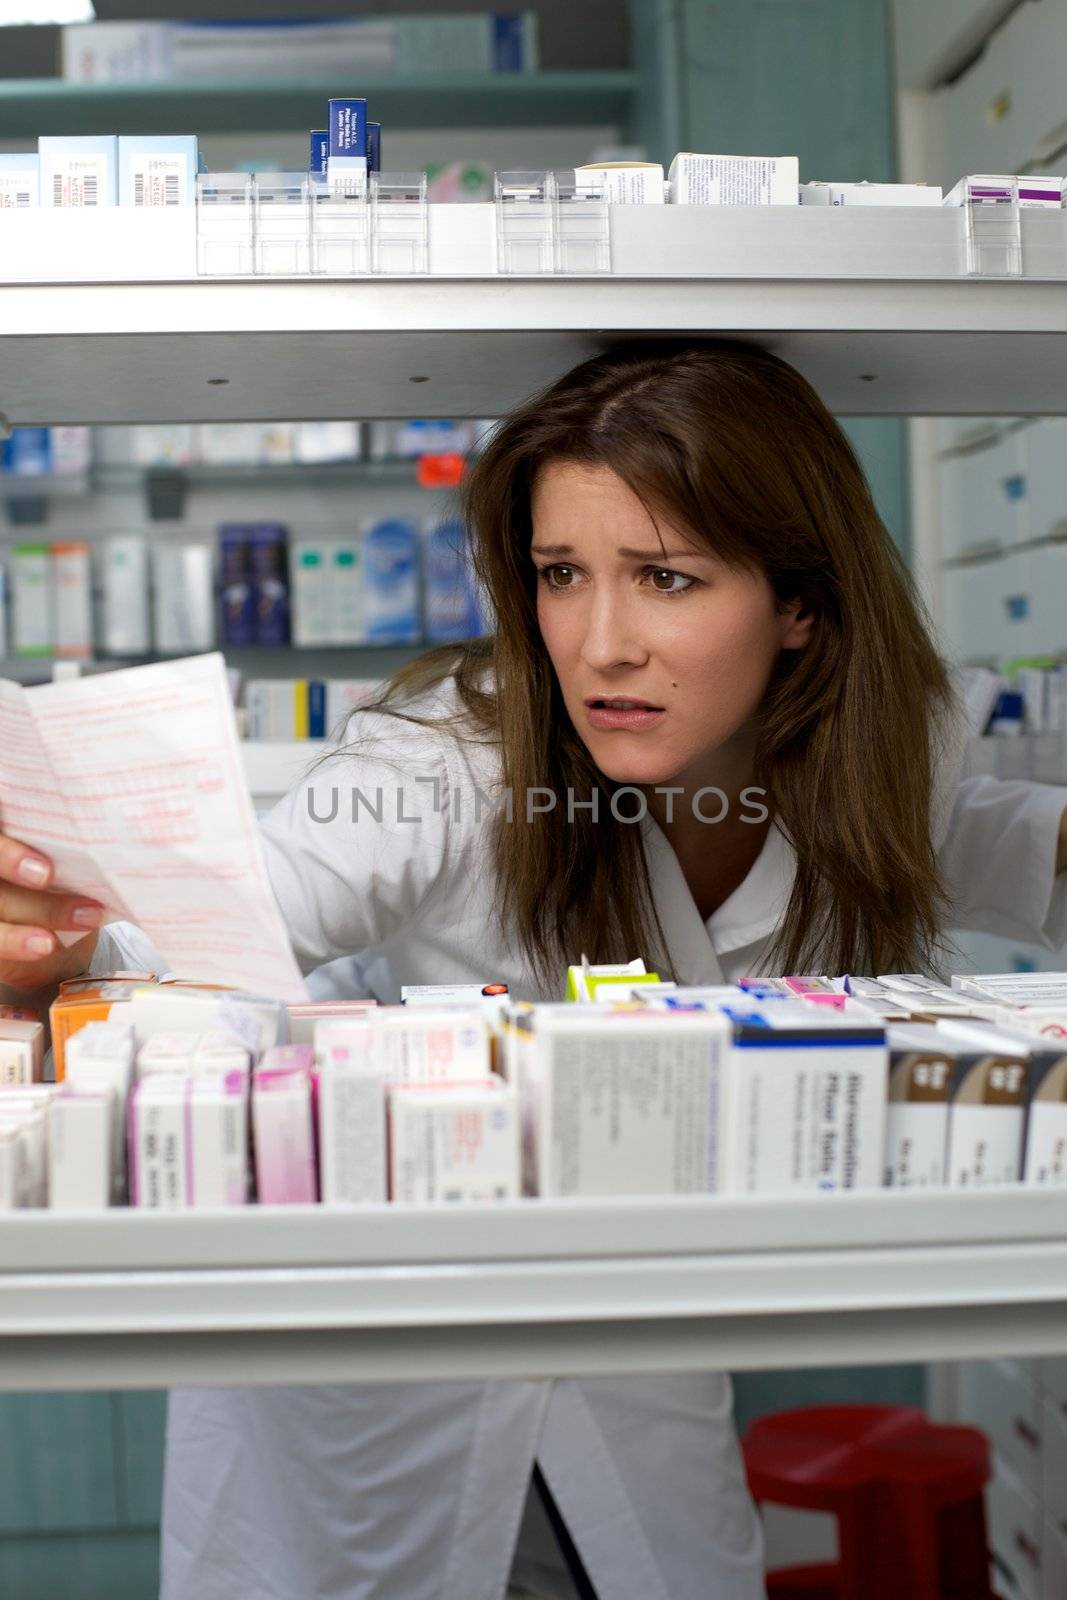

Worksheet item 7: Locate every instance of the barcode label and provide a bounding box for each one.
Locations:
[134,173,144,206]
[82,174,98,206]
[16,191,28,207]
[165,173,179,206]
[53,175,63,206]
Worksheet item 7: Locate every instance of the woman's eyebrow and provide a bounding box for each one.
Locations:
[530,542,712,561]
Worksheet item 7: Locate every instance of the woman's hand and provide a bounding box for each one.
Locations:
[0,828,103,996]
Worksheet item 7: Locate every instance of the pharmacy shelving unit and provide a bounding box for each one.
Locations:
[2,1190,1067,1392]
[2,271,1067,423]
[0,72,640,140]
[5,218,1067,1392]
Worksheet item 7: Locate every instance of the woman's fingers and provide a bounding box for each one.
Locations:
[0,921,57,963]
[0,882,103,934]
[0,833,54,891]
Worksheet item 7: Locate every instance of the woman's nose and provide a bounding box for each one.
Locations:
[579,590,648,670]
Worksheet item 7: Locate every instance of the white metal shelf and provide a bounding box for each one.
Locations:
[4,206,1067,420]
[5,270,1067,422]
[1,1190,1066,1390]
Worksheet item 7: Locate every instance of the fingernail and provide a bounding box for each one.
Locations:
[23,933,54,957]
[17,858,49,887]
[71,906,102,929]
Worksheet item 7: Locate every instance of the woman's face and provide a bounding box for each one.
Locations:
[532,460,812,788]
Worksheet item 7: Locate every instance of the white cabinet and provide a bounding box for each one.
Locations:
[927,2,1067,185]
[938,424,1028,561]
[953,1360,1067,1600]
[893,0,1020,91]
[1024,420,1067,544]
[961,1358,1042,1500]
[1022,544,1067,657]
[987,1455,1043,1600]
[1044,1514,1067,1600]
[942,548,1036,664]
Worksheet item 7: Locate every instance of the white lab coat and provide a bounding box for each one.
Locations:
[91,673,1067,1600]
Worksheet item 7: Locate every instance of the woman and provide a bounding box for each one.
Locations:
[2,342,1066,1600]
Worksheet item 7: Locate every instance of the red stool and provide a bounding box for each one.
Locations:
[742,1404,999,1600]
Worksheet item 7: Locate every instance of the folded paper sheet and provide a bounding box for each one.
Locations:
[0,653,307,1001]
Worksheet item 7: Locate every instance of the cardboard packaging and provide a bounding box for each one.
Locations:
[721,1003,887,1193]
[316,1008,492,1203]
[668,153,799,205]
[388,1079,520,1202]
[315,1008,492,1082]
[944,174,1063,208]
[0,1108,47,1208]
[287,1000,378,1048]
[317,1056,387,1205]
[11,543,51,657]
[64,1020,135,1202]
[128,1075,187,1208]
[934,1020,1030,1185]
[327,97,367,192]
[0,1019,45,1086]
[565,957,653,1003]
[0,153,38,209]
[49,1089,112,1209]
[39,135,118,207]
[126,984,285,1057]
[800,180,942,206]
[509,1003,729,1197]
[136,1033,197,1078]
[886,1023,953,1186]
[972,1020,1067,1186]
[129,1069,248,1208]
[51,979,151,1081]
[253,1045,317,1204]
[100,536,151,655]
[52,541,92,659]
[187,1069,250,1206]
[574,161,664,204]
[118,134,198,207]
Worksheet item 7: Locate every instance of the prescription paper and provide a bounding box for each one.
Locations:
[0,653,307,1001]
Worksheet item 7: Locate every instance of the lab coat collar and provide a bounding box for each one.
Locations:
[704,820,795,954]
[640,812,796,981]
[639,812,727,984]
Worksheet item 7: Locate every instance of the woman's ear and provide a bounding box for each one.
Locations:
[779,601,815,651]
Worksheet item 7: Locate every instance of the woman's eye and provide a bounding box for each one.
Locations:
[645,567,695,595]
[542,564,577,589]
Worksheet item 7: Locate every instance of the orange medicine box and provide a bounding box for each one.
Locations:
[50,980,151,1081]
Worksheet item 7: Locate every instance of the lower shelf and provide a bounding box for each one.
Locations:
[1,1189,1066,1389]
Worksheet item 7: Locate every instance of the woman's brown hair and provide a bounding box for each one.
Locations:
[358,340,955,987]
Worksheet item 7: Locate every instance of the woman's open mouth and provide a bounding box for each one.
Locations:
[584,697,666,731]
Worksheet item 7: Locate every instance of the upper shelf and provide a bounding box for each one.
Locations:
[5,272,1067,421]
[1,1188,1065,1389]
[0,71,638,138]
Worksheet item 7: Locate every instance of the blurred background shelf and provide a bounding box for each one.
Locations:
[0,71,640,138]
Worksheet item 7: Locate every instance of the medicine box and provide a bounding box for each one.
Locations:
[575,162,664,204]
[510,1003,729,1197]
[934,1020,1029,1185]
[118,134,197,207]
[253,1045,317,1204]
[39,135,118,207]
[0,153,38,209]
[49,1090,112,1209]
[388,1079,520,1202]
[0,1019,45,1086]
[720,1003,887,1192]
[668,153,799,205]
